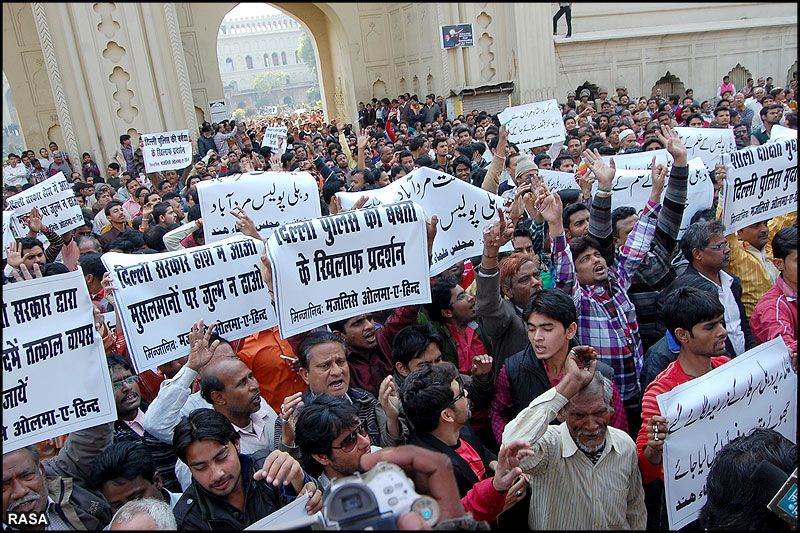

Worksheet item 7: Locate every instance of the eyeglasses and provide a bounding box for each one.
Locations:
[706,242,731,251]
[448,377,466,408]
[112,375,139,390]
[330,421,368,452]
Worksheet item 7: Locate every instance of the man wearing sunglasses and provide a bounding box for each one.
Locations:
[658,219,755,356]
[294,395,380,492]
[401,362,531,523]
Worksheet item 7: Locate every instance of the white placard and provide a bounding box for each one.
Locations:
[266,201,431,338]
[209,99,228,123]
[768,124,798,142]
[497,99,566,149]
[674,127,736,172]
[602,149,673,171]
[657,337,796,530]
[336,167,507,276]
[262,126,288,156]
[610,158,714,238]
[140,129,192,173]
[2,270,118,453]
[102,311,117,335]
[3,211,16,258]
[721,137,797,235]
[5,172,84,236]
[539,169,579,191]
[197,171,322,244]
[102,236,277,373]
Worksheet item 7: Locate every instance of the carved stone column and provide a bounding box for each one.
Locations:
[164,3,199,138]
[31,2,79,164]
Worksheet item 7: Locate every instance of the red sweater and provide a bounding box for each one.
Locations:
[636,355,730,484]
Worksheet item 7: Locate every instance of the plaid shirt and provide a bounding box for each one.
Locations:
[552,200,661,407]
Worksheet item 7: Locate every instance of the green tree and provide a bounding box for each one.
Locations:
[297,31,317,78]
[252,71,290,94]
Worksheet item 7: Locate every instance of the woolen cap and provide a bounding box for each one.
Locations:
[515,157,539,180]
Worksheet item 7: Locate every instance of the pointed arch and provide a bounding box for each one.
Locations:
[281,51,287,65]
[651,72,685,99]
[726,64,752,93]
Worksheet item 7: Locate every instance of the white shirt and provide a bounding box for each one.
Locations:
[4,163,28,188]
[699,270,746,355]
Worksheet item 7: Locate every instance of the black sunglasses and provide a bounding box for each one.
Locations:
[330,421,368,452]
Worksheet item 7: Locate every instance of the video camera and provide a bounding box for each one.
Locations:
[247,461,440,530]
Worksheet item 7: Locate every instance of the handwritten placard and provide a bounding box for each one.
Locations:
[721,137,798,235]
[539,169,580,192]
[266,201,431,338]
[768,124,798,143]
[602,149,673,171]
[657,337,796,529]
[141,129,192,173]
[102,236,277,373]
[610,158,714,237]
[336,167,508,276]
[3,211,16,259]
[197,171,321,244]
[262,126,288,156]
[2,270,118,453]
[5,172,84,236]
[497,99,566,149]
[674,127,736,172]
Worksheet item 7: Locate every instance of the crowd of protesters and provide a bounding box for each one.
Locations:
[2,70,797,531]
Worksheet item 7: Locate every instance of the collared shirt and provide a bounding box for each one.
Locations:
[750,276,798,352]
[503,388,647,530]
[725,212,796,317]
[444,323,487,375]
[698,270,746,355]
[124,408,146,437]
[553,200,661,405]
[45,496,72,530]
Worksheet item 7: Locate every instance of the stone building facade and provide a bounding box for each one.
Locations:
[216,13,317,109]
[2,2,796,170]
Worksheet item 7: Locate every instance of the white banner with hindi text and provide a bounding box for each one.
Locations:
[336,167,507,276]
[102,236,277,373]
[497,99,566,149]
[141,129,192,173]
[197,171,321,244]
[657,337,797,530]
[2,270,117,453]
[266,201,431,338]
[6,172,84,236]
[721,137,798,235]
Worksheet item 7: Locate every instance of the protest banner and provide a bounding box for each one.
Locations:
[3,211,16,258]
[720,137,797,235]
[266,201,431,338]
[497,100,566,149]
[197,171,321,244]
[140,129,192,173]
[262,126,288,155]
[102,236,277,373]
[610,158,714,238]
[539,169,579,191]
[602,149,673,170]
[2,270,118,453]
[674,127,736,172]
[209,99,228,123]
[5,172,84,236]
[336,167,508,276]
[768,124,798,142]
[657,337,796,529]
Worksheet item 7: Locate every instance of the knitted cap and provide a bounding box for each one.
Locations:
[515,157,539,180]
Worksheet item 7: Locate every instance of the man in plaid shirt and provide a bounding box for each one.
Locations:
[536,155,667,436]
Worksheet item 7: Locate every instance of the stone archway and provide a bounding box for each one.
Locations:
[178,2,357,124]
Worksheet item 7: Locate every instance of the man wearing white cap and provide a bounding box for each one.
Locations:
[618,129,638,153]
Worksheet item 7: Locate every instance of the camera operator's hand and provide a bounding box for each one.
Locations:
[298,481,323,514]
[253,449,306,493]
[361,445,465,530]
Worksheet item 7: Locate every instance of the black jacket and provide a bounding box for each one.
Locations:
[656,264,756,353]
[502,344,617,424]
[173,449,303,530]
[409,429,497,498]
